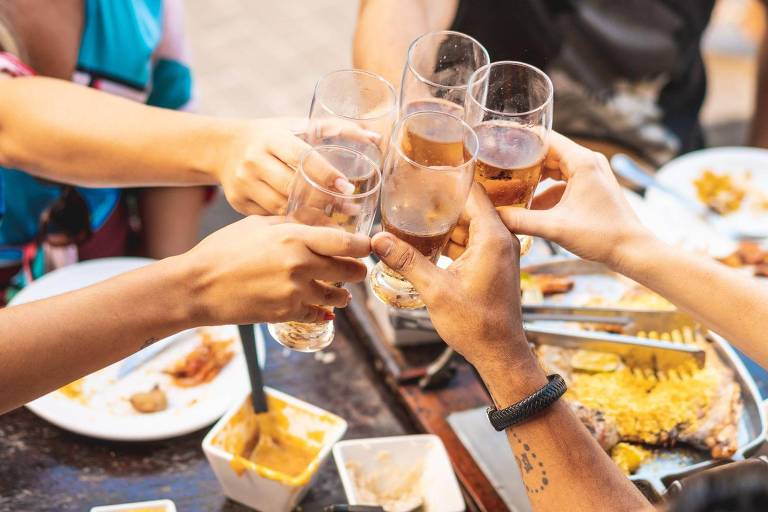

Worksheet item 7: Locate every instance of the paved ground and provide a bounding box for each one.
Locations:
[186,0,759,237]
[184,0,358,236]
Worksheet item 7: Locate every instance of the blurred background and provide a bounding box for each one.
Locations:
[189,0,766,235]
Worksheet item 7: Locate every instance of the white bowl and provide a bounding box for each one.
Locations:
[90,499,176,512]
[333,434,465,512]
[202,387,347,512]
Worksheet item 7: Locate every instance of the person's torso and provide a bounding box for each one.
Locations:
[451,0,717,164]
[0,0,189,265]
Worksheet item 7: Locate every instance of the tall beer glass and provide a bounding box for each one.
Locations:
[308,69,397,166]
[464,61,553,254]
[370,111,478,309]
[268,146,381,351]
[400,31,489,119]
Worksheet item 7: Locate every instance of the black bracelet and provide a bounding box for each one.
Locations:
[487,374,567,431]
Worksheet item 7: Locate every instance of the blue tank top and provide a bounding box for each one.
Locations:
[0,0,193,264]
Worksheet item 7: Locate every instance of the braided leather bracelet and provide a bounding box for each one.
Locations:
[487,374,567,431]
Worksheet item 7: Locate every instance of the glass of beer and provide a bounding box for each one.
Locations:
[464,61,553,255]
[400,31,489,119]
[369,110,479,309]
[308,69,397,166]
[268,145,381,352]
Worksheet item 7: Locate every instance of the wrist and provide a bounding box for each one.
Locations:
[197,118,255,185]
[477,353,549,407]
[164,252,214,328]
[604,227,658,275]
[144,255,202,331]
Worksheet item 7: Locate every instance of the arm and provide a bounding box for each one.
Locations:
[352,0,457,87]
[749,8,768,147]
[0,216,370,414]
[495,133,768,368]
[0,76,319,215]
[371,185,651,511]
[608,234,768,365]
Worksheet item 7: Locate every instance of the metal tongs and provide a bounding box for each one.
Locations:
[522,304,706,370]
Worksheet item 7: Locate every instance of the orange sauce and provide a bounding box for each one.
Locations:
[213,394,339,486]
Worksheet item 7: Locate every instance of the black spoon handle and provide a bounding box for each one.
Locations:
[238,324,268,413]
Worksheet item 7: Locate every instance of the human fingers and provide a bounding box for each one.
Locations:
[258,156,296,197]
[295,143,355,194]
[530,183,567,210]
[497,206,558,239]
[298,226,372,258]
[462,184,509,244]
[243,180,287,215]
[302,255,368,284]
[444,241,466,260]
[303,280,352,308]
[371,232,440,293]
[450,224,469,247]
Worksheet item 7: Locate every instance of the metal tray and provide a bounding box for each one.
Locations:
[522,258,767,497]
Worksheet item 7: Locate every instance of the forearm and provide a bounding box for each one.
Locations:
[477,354,650,512]
[0,76,245,187]
[353,0,452,88]
[611,234,768,366]
[0,256,200,414]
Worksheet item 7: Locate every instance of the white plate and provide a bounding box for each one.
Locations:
[9,258,265,441]
[645,147,768,246]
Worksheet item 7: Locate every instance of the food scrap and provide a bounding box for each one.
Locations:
[164,331,234,387]
[531,274,575,295]
[346,451,424,512]
[58,378,88,404]
[611,442,652,475]
[717,241,768,277]
[129,385,168,414]
[693,169,746,214]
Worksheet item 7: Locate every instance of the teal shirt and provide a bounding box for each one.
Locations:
[0,0,193,265]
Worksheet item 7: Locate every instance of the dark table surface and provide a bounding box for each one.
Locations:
[0,316,415,512]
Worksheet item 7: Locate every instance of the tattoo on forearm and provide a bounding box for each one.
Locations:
[511,431,549,495]
[141,337,159,350]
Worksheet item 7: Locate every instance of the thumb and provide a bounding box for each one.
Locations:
[371,232,440,293]
[462,183,509,242]
[497,206,556,240]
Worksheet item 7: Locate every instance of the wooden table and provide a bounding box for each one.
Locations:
[0,316,416,512]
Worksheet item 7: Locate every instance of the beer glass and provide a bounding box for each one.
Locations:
[268,146,381,352]
[370,111,478,309]
[464,61,553,255]
[308,69,397,166]
[400,31,489,119]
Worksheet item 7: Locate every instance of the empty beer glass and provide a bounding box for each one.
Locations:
[268,145,381,351]
[307,69,397,166]
[400,31,489,119]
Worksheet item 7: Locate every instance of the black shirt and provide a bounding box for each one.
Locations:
[451,0,717,164]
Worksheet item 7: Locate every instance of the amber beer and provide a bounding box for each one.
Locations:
[381,214,452,263]
[468,121,546,207]
[402,99,465,167]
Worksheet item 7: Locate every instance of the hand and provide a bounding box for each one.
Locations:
[448,132,652,269]
[371,185,534,371]
[216,121,353,216]
[181,216,370,325]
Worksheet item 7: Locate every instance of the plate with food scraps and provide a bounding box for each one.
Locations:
[10,258,264,441]
[645,147,768,244]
